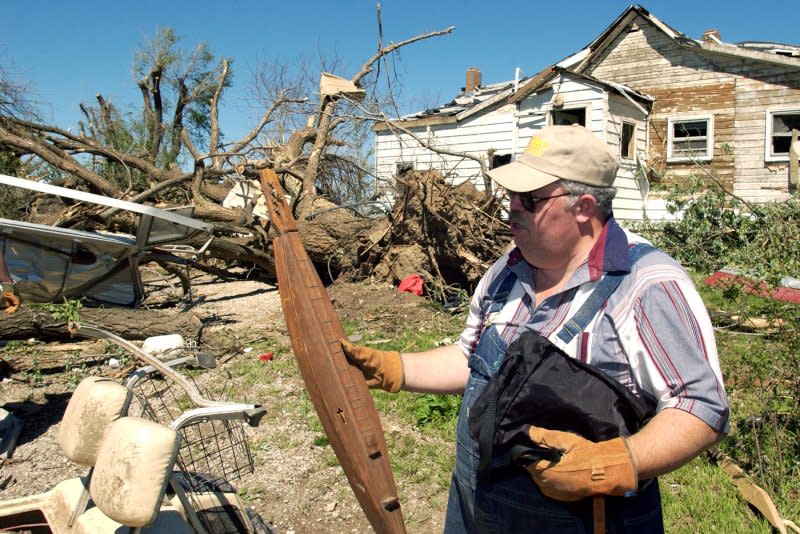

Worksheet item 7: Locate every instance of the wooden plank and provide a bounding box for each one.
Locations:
[721,457,789,534]
[259,169,406,534]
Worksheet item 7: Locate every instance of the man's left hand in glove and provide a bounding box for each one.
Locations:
[525,425,638,502]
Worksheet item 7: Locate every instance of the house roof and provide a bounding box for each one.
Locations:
[375,4,799,131]
[565,4,800,72]
[508,66,654,108]
[372,78,519,131]
[373,66,651,131]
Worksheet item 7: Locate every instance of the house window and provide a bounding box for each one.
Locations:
[766,110,800,161]
[551,107,586,127]
[667,117,713,162]
[621,122,635,160]
[491,153,512,169]
[395,161,414,176]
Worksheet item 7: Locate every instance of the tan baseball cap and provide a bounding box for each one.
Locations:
[488,124,619,192]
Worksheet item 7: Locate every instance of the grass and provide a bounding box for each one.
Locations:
[220,280,797,531]
[660,457,776,533]
[342,287,799,531]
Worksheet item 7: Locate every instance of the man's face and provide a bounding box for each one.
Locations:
[507,183,577,268]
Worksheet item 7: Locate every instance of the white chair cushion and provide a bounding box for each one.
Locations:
[58,377,131,466]
[90,416,180,528]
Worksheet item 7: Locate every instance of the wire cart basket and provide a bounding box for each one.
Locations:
[80,325,269,534]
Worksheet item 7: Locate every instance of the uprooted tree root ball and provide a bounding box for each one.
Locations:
[339,170,512,300]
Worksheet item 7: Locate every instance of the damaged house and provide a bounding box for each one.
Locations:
[374,4,800,220]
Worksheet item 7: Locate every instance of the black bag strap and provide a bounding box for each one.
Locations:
[477,389,498,484]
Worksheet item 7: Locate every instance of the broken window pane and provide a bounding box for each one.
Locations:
[769,111,800,157]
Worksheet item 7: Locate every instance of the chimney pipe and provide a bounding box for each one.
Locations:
[702,29,721,43]
[466,67,482,93]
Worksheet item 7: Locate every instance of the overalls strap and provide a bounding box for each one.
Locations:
[556,243,654,344]
[483,269,517,315]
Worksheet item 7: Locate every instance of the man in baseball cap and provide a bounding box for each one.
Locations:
[341,124,728,532]
[486,124,622,272]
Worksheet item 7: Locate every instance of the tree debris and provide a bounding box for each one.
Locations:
[340,170,511,300]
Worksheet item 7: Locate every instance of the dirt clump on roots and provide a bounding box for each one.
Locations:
[341,170,511,301]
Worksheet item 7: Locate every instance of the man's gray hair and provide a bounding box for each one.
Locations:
[559,179,617,219]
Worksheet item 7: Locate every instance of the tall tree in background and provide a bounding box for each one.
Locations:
[0,20,456,278]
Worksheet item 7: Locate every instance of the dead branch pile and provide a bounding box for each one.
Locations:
[341,170,511,299]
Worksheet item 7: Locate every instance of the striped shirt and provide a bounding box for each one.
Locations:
[457,217,730,433]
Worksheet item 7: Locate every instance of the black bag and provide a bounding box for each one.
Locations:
[467,330,656,483]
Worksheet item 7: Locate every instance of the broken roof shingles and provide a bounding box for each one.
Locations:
[383,4,798,129]
[401,79,516,121]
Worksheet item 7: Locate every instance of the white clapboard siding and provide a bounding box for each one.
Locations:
[582,11,800,205]
[375,103,516,188]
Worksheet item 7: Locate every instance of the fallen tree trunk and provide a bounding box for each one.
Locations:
[1,339,114,375]
[0,306,203,342]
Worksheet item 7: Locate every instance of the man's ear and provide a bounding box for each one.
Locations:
[574,194,597,223]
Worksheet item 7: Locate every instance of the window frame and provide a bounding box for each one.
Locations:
[549,104,590,128]
[666,115,714,163]
[620,121,636,161]
[764,108,800,162]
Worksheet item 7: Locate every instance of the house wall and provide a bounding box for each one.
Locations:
[374,104,516,191]
[606,93,651,219]
[733,73,800,200]
[580,14,800,202]
[376,74,652,219]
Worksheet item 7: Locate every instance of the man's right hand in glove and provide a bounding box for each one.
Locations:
[339,338,404,393]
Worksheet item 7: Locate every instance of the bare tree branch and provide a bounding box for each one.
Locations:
[0,119,120,195]
[352,26,455,86]
[209,58,229,170]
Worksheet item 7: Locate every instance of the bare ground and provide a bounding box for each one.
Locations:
[0,274,455,533]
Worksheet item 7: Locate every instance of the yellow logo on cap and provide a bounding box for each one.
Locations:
[525,136,548,157]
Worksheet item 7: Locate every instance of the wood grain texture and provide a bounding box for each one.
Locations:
[260,169,406,533]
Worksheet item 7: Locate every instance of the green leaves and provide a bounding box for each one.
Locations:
[641,179,799,515]
[413,393,461,427]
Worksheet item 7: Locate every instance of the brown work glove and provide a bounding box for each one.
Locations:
[339,338,403,393]
[525,425,637,502]
[1,290,20,315]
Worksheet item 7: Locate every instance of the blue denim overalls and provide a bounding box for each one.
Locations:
[443,267,665,533]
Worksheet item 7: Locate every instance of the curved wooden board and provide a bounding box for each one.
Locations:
[260,170,406,534]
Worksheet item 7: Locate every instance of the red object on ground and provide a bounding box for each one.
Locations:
[259,351,274,362]
[704,271,800,304]
[397,274,424,296]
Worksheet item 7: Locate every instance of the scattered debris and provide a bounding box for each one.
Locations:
[705,270,800,304]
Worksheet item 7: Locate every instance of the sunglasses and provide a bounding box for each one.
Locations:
[507,190,571,212]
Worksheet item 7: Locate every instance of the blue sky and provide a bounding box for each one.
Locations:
[2,1,798,142]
